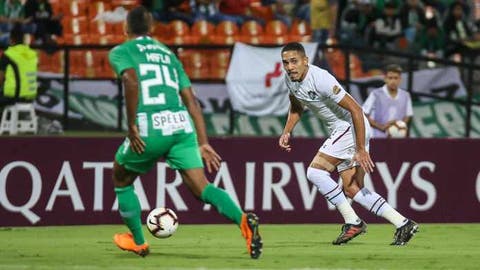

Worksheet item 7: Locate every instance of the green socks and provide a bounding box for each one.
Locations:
[115,183,242,243]
[200,184,243,225]
[115,185,145,245]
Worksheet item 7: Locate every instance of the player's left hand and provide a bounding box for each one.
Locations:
[353,149,375,173]
[200,144,222,173]
[279,132,292,152]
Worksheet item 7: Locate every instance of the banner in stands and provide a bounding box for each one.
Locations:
[34,80,480,137]
[349,66,467,103]
[36,66,476,137]
[225,42,319,116]
[1,138,479,226]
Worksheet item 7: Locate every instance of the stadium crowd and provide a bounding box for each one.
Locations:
[0,0,479,77]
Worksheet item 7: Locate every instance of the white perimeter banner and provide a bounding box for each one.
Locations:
[225,42,319,116]
[349,67,467,103]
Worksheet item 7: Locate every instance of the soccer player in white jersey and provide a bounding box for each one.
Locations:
[278,42,418,245]
[362,64,414,138]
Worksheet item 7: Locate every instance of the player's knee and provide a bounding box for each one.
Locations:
[343,185,360,199]
[306,166,330,186]
[112,163,136,188]
[310,156,336,172]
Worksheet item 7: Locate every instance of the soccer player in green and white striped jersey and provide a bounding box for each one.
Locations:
[109,6,262,259]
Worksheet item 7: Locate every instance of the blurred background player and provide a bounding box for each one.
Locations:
[108,6,262,258]
[362,64,413,138]
[278,42,418,245]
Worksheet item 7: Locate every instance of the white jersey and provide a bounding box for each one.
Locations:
[285,64,351,135]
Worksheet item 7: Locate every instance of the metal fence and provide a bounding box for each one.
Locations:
[34,43,480,137]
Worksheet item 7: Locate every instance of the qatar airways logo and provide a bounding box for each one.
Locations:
[1,160,479,224]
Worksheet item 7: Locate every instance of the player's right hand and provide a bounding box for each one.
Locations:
[279,132,292,152]
[353,149,375,173]
[200,144,222,173]
[128,125,146,154]
[382,120,397,131]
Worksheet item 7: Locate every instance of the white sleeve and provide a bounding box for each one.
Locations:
[314,70,346,103]
[362,92,376,115]
[406,92,413,117]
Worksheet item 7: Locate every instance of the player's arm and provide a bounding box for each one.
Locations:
[180,87,221,173]
[403,93,414,125]
[279,94,304,152]
[338,94,375,173]
[174,53,221,172]
[108,46,145,154]
[366,115,394,132]
[122,68,145,154]
[362,92,393,132]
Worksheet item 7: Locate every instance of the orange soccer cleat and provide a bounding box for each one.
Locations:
[240,213,263,259]
[113,232,150,257]
[332,221,367,245]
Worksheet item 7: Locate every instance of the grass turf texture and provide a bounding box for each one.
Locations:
[0,224,479,270]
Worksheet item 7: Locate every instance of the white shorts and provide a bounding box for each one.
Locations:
[319,120,371,172]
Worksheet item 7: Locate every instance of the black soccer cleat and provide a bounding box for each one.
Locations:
[391,219,419,246]
[332,221,367,245]
[241,213,263,259]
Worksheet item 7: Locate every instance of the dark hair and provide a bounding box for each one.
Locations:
[385,64,402,74]
[10,23,24,44]
[126,6,152,35]
[281,42,306,56]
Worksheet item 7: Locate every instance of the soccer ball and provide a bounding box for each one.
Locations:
[146,207,179,238]
[387,120,408,138]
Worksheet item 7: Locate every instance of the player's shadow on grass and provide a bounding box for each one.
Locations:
[147,252,245,260]
[269,240,367,248]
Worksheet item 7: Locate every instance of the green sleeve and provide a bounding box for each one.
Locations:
[108,45,133,76]
[173,55,191,91]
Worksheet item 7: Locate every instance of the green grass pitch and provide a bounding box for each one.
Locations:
[1,224,479,270]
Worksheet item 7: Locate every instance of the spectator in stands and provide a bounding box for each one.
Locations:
[399,0,426,44]
[443,1,480,57]
[416,17,445,64]
[0,0,36,46]
[190,0,245,25]
[219,0,265,25]
[0,23,37,107]
[362,64,413,138]
[370,1,402,49]
[339,0,378,46]
[294,0,310,21]
[310,0,336,44]
[24,0,63,45]
[143,0,195,25]
[261,0,292,27]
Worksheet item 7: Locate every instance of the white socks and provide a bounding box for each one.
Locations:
[307,167,361,225]
[353,187,408,228]
[336,201,362,225]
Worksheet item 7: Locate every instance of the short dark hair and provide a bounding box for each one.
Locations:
[127,6,152,36]
[385,64,402,74]
[281,42,306,56]
[10,23,24,44]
